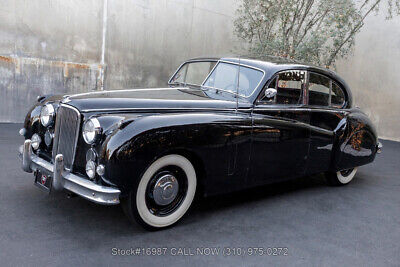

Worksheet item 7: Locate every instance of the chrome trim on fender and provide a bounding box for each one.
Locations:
[19,139,120,205]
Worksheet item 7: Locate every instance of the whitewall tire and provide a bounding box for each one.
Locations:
[122,154,197,230]
[326,168,358,186]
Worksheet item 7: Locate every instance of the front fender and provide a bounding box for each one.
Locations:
[100,112,249,193]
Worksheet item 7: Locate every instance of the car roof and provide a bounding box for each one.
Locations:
[187,55,348,88]
[185,55,352,107]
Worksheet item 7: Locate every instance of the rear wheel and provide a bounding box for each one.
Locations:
[121,154,197,230]
[326,168,358,186]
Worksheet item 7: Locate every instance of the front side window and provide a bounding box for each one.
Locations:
[260,70,305,104]
[203,62,264,97]
[170,61,216,86]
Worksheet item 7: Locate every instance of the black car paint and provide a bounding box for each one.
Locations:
[23,58,378,197]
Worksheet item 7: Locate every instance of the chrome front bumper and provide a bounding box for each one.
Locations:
[19,139,121,205]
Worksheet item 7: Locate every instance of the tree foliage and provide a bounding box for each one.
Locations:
[234,0,400,67]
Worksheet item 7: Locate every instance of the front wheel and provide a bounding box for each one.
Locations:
[325,167,358,186]
[121,154,197,230]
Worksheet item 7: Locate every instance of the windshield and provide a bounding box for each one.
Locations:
[170,61,217,86]
[170,60,264,98]
[203,62,264,97]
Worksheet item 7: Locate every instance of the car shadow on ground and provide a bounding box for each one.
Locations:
[44,172,353,236]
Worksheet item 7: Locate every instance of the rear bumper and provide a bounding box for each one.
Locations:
[19,139,121,205]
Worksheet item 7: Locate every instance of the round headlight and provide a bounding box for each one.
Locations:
[44,130,54,147]
[86,148,97,162]
[85,160,96,179]
[31,133,41,150]
[40,104,55,127]
[82,118,101,144]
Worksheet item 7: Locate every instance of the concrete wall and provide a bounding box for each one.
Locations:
[0,0,240,122]
[0,0,105,122]
[0,0,399,141]
[105,0,240,89]
[336,11,400,141]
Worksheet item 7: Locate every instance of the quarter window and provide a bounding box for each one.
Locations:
[331,82,345,108]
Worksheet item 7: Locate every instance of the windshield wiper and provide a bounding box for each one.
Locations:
[201,86,245,99]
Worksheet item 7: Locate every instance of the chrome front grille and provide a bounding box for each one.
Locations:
[52,104,81,170]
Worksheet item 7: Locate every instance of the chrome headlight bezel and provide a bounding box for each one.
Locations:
[85,160,96,180]
[44,129,54,147]
[40,104,55,127]
[82,118,102,144]
[31,133,41,150]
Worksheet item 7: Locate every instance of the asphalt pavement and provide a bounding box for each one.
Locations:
[0,123,399,266]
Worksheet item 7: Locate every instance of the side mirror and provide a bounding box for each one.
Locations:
[264,88,277,99]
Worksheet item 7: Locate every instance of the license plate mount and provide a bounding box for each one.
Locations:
[34,170,52,194]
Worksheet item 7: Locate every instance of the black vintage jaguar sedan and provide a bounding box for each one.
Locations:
[19,56,382,230]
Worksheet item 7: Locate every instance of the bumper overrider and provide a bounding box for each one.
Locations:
[377,141,383,154]
[19,139,121,205]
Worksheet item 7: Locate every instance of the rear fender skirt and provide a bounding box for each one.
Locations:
[332,112,378,171]
[336,129,377,170]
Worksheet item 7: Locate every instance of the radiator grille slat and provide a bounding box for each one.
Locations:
[52,105,80,170]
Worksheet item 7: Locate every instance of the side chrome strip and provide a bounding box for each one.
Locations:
[80,107,240,113]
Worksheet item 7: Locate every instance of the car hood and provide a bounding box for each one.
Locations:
[63,88,246,112]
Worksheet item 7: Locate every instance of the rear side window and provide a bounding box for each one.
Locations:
[308,72,346,108]
[309,73,330,106]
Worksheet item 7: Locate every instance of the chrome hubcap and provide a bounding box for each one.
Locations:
[153,174,179,206]
[340,168,353,177]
